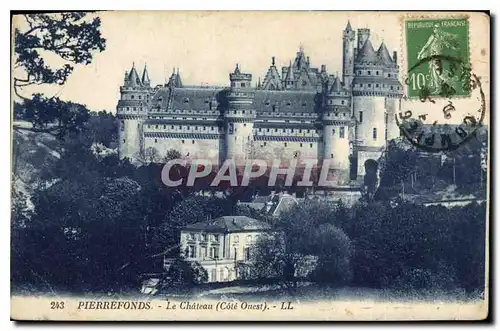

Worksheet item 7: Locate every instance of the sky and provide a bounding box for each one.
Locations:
[13,11,401,112]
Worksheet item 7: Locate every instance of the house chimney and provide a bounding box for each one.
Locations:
[321,64,326,72]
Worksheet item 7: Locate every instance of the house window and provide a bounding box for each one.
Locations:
[340,127,345,138]
[373,128,377,140]
[359,111,363,123]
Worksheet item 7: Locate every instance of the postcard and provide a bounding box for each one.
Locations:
[11,10,490,321]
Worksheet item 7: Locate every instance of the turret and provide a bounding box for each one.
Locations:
[322,76,352,179]
[117,62,150,160]
[342,20,356,89]
[225,64,256,164]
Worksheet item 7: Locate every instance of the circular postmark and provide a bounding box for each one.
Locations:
[397,55,486,152]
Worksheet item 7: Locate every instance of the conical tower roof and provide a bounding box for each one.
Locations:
[285,61,295,81]
[376,42,393,65]
[345,20,353,32]
[356,39,378,64]
[329,76,349,93]
[141,63,151,85]
[127,63,141,87]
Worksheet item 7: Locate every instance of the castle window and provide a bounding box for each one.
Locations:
[123,139,125,143]
[285,120,289,123]
[183,117,187,120]
[328,100,333,105]
[360,84,363,87]
[286,101,291,106]
[341,100,345,105]
[272,105,276,111]
[263,142,267,146]
[335,113,338,117]
[138,123,140,128]
[358,70,361,75]
[307,129,310,133]
[179,125,182,129]
[275,128,278,132]
[241,82,246,88]
[390,86,394,90]
[359,111,363,123]
[154,139,158,143]
[302,102,307,107]
[163,125,166,129]
[388,73,391,78]
[183,97,189,103]
[148,125,151,128]
[182,140,185,144]
[131,95,135,99]
[139,95,142,99]
[156,125,158,129]
[259,128,262,132]
[373,128,377,140]
[195,126,198,130]
[120,121,124,131]
[171,125,174,129]
[376,84,379,88]
[284,143,287,147]
[310,143,313,148]
[340,127,345,138]
[192,140,195,144]
[234,110,237,114]
[299,129,302,133]
[205,100,209,104]
[368,84,372,87]
[242,110,245,114]
[397,86,400,90]
[267,129,270,132]
[368,71,371,75]
[134,107,137,111]
[300,143,303,147]
[343,113,346,116]
[376,71,379,75]
[211,127,214,131]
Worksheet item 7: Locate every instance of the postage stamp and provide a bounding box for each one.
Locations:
[10,11,490,322]
[405,17,470,99]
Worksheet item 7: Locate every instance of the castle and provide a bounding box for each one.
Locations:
[117,22,403,185]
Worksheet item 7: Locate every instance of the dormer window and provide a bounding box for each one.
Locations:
[286,101,292,106]
[302,102,307,107]
[265,100,270,106]
[183,97,189,103]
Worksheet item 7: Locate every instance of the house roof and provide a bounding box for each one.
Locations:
[182,216,271,233]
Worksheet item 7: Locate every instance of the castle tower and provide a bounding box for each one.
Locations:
[117,62,150,160]
[224,64,256,165]
[342,21,356,89]
[322,76,353,183]
[351,34,402,178]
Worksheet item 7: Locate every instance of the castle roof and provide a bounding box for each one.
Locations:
[254,90,319,114]
[356,39,379,64]
[345,20,353,32]
[127,64,141,87]
[329,76,349,93]
[141,64,151,85]
[261,58,283,90]
[168,68,183,88]
[182,216,271,233]
[376,42,394,65]
[284,61,295,81]
[152,86,224,110]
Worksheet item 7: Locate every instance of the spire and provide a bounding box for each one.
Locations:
[345,20,353,32]
[330,76,342,93]
[257,77,261,89]
[271,56,275,66]
[285,61,295,83]
[141,63,151,86]
[234,63,241,74]
[127,62,141,87]
[376,41,393,65]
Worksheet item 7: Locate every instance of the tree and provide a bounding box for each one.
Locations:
[13,12,106,137]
